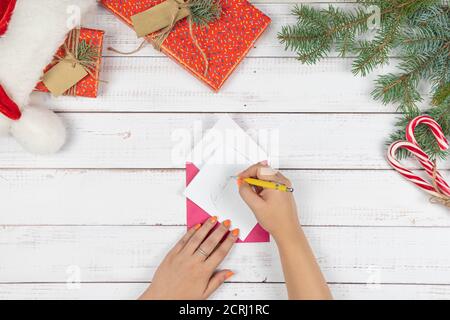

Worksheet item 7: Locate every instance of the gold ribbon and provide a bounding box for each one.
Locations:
[108,0,210,76]
[430,160,450,208]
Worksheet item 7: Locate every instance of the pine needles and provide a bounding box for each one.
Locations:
[279,0,450,160]
[77,40,98,64]
[189,0,222,27]
[76,39,99,73]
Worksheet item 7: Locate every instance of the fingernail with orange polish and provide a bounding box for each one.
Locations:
[225,271,234,280]
[194,223,201,230]
[231,228,240,237]
[236,177,243,187]
[223,219,231,228]
[210,216,218,223]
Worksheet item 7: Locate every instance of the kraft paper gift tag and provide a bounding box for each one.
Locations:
[42,54,88,97]
[131,0,190,38]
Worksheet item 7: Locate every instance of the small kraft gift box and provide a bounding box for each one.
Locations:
[35,27,105,98]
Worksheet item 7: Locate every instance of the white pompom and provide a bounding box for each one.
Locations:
[10,105,66,154]
[0,115,12,136]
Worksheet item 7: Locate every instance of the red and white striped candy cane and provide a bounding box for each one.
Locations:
[406,115,450,196]
[406,115,449,150]
[387,141,443,197]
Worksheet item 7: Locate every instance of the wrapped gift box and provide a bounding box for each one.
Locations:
[35,27,104,98]
[101,0,271,91]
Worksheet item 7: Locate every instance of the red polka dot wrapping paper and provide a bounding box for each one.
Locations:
[101,0,271,91]
[35,28,105,98]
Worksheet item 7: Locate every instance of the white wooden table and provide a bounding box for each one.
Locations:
[1,1,449,300]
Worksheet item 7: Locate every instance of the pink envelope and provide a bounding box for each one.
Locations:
[186,162,270,243]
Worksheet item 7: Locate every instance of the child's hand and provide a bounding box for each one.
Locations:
[140,217,239,300]
[238,161,301,242]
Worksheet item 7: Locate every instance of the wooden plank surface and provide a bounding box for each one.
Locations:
[0,283,448,300]
[94,3,357,59]
[44,3,414,114]
[1,0,448,301]
[31,57,430,113]
[1,113,444,169]
[0,169,448,226]
[1,226,449,284]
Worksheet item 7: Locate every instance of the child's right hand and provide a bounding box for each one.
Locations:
[237,161,301,242]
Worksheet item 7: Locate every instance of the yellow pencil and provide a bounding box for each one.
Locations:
[232,176,294,193]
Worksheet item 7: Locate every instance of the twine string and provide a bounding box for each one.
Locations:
[107,0,209,76]
[53,28,99,96]
[430,160,450,208]
[187,15,209,76]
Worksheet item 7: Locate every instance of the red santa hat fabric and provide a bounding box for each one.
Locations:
[0,0,95,154]
[0,0,20,120]
[0,0,16,36]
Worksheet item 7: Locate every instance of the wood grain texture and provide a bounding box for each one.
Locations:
[60,4,424,114]
[1,226,449,284]
[0,169,448,226]
[58,3,405,113]
[31,57,430,113]
[1,113,445,169]
[0,282,448,300]
[1,0,448,301]
[93,4,356,58]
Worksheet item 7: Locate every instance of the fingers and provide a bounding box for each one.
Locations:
[238,162,293,209]
[202,270,234,299]
[259,166,279,179]
[239,162,292,187]
[274,171,292,187]
[183,216,218,255]
[239,181,266,212]
[172,223,201,254]
[238,161,282,183]
[238,161,271,179]
[206,228,239,269]
[195,219,232,261]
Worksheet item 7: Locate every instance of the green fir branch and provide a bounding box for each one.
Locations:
[189,0,222,27]
[75,39,99,73]
[389,102,450,160]
[77,40,98,62]
[279,0,450,160]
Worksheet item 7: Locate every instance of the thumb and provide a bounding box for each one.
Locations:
[203,270,234,299]
[238,179,265,213]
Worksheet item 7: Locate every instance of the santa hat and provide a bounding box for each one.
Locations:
[0,0,95,154]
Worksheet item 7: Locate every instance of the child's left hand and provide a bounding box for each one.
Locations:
[140,216,239,300]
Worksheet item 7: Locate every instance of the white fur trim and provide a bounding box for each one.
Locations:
[0,0,96,108]
[10,105,66,154]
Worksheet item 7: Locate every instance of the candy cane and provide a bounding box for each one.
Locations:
[405,115,450,196]
[406,115,449,150]
[387,141,442,197]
